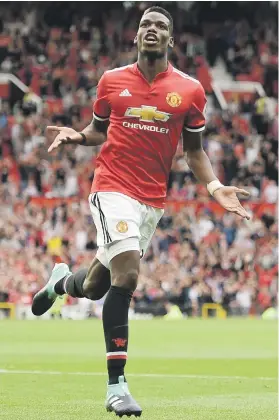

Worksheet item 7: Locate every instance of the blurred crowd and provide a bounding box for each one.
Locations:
[0,1,277,104]
[0,196,277,317]
[206,13,278,98]
[0,2,278,317]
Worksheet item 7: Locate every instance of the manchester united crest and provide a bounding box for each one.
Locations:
[116,221,128,233]
[166,92,182,107]
[112,338,127,348]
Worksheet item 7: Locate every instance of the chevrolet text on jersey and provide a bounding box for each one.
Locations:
[92,63,206,208]
[123,104,171,133]
[123,121,169,133]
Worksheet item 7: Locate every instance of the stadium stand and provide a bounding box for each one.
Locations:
[0,2,277,319]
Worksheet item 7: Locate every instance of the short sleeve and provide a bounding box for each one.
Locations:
[184,83,207,132]
[93,73,111,121]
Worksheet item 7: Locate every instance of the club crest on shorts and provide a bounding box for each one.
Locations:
[166,92,182,107]
[116,221,128,233]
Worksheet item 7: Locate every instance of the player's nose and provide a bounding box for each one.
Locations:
[147,26,157,34]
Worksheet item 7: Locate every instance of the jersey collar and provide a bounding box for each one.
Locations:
[132,62,173,82]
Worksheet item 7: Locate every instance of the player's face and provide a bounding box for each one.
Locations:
[135,12,174,59]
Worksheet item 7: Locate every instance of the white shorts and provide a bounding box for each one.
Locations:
[88,192,164,268]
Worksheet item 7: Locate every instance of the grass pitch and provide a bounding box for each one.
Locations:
[0,318,277,420]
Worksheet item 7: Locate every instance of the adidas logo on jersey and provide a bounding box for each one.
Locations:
[119,89,132,97]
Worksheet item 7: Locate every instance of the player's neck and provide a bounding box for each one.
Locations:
[137,56,168,83]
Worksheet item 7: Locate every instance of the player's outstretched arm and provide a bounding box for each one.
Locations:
[46,117,109,152]
[183,130,251,220]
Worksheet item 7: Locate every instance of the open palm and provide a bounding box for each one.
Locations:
[46,126,81,152]
[213,186,250,219]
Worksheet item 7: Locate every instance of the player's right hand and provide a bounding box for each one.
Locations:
[46,126,83,152]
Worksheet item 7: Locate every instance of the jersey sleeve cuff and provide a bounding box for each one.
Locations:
[93,112,110,121]
[184,125,205,133]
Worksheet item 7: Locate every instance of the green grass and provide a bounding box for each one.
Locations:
[0,319,277,420]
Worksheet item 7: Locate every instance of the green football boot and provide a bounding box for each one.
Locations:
[106,376,142,417]
[32,263,71,316]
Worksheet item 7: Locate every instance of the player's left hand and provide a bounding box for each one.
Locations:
[213,186,251,220]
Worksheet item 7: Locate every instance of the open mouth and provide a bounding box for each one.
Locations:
[144,34,159,45]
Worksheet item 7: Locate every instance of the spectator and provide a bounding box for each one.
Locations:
[0,2,277,318]
[263,180,278,204]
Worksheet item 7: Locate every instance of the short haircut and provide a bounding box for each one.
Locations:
[143,6,173,34]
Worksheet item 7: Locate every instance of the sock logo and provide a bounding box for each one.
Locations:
[112,338,127,348]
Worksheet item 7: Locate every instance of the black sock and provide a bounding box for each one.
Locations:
[54,269,87,297]
[102,286,133,384]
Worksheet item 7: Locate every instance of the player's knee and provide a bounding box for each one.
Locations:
[83,284,105,301]
[112,268,139,291]
[83,278,107,301]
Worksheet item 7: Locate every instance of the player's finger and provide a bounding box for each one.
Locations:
[48,139,62,152]
[48,142,60,152]
[234,188,250,197]
[243,209,251,220]
[237,202,251,219]
[47,144,56,152]
[235,208,245,218]
[49,136,69,150]
[235,211,246,219]
[45,127,63,143]
[46,126,63,132]
[234,207,250,220]
[226,205,244,218]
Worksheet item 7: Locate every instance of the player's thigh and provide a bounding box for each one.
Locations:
[83,253,111,299]
[95,246,110,269]
[88,192,141,247]
[88,193,142,287]
[139,207,164,256]
[95,242,140,274]
[85,253,110,284]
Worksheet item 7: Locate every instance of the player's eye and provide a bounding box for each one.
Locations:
[140,22,148,27]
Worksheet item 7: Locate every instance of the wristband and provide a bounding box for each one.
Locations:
[79,132,87,145]
[207,180,224,196]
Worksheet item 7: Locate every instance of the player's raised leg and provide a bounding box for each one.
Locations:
[31,257,111,316]
[55,249,111,300]
[104,249,142,417]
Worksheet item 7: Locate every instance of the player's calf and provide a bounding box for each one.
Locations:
[55,258,111,300]
[103,253,142,417]
[32,259,111,316]
[102,250,140,400]
[83,258,111,299]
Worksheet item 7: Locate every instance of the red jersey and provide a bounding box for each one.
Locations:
[92,62,206,208]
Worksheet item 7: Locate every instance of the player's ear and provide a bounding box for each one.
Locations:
[169,37,174,48]
[134,35,138,45]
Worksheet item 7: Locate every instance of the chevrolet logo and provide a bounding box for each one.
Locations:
[124,106,171,123]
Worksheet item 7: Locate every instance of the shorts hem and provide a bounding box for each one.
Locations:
[107,245,140,263]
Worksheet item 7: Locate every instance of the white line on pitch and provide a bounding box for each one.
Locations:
[0,369,276,381]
